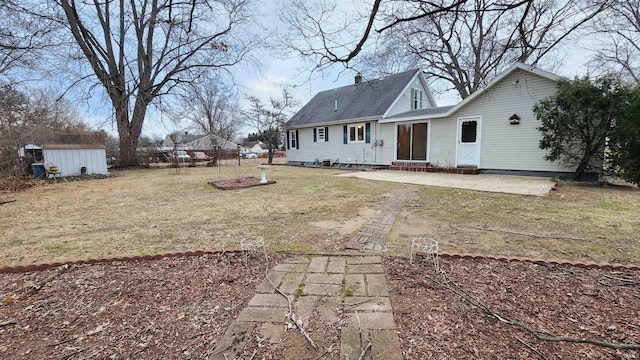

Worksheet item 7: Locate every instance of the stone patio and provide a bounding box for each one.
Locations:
[211,255,403,359]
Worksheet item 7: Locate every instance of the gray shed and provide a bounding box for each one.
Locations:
[42,144,108,176]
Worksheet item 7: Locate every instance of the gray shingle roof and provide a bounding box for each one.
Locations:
[286,69,421,128]
[175,133,206,144]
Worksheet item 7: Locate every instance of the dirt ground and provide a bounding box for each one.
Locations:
[1,253,638,359]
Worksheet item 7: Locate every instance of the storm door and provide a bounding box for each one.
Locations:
[456,117,481,167]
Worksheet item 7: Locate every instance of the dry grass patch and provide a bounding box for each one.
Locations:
[391,183,640,264]
[2,165,639,267]
[0,165,397,266]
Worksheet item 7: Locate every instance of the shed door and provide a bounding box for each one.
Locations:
[456,117,481,167]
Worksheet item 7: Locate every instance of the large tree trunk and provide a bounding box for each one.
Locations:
[118,126,139,166]
[114,92,146,167]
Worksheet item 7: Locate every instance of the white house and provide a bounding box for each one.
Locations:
[242,141,269,155]
[285,62,591,178]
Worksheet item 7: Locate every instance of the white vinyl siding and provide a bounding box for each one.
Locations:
[426,69,573,172]
[286,121,396,165]
[386,76,434,117]
[427,119,457,168]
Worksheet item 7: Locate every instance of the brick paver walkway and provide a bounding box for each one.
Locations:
[346,187,417,254]
[211,255,402,359]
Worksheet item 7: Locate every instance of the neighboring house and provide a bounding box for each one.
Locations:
[243,141,269,155]
[285,62,587,178]
[162,132,238,152]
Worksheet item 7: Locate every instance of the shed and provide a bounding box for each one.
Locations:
[41,144,108,176]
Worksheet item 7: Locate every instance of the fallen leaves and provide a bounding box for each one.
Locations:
[387,256,640,359]
[0,253,289,359]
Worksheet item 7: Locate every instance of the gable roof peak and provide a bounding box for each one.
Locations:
[286,69,425,128]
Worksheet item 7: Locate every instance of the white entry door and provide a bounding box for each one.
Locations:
[456,117,481,167]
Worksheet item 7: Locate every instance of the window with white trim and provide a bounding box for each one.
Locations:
[348,124,365,143]
[411,88,423,110]
[289,130,297,148]
[317,127,325,141]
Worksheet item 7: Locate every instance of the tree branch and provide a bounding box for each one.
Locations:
[423,270,640,351]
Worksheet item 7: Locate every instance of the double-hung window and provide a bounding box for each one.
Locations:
[317,127,325,141]
[289,130,297,148]
[349,124,365,143]
[343,123,370,144]
[411,88,423,110]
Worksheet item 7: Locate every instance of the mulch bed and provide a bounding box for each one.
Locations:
[0,252,289,360]
[2,253,638,359]
[208,177,276,190]
[386,256,640,359]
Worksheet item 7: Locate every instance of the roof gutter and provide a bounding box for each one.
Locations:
[285,115,382,130]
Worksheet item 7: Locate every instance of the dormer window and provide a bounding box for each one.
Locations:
[411,88,423,110]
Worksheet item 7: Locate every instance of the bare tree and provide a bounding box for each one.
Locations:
[244,89,295,164]
[388,0,608,99]
[357,40,422,78]
[0,84,91,177]
[53,0,263,166]
[178,75,243,142]
[0,1,58,79]
[281,0,608,99]
[591,0,640,85]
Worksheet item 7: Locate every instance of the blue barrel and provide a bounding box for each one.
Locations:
[32,164,45,179]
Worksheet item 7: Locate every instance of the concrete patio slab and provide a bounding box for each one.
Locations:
[248,294,289,308]
[278,272,305,294]
[295,295,318,322]
[326,257,346,273]
[255,271,285,293]
[347,256,382,265]
[337,170,556,196]
[272,263,308,272]
[370,330,403,360]
[304,283,342,296]
[346,264,385,274]
[236,307,287,322]
[344,274,366,296]
[340,327,361,360]
[259,322,285,345]
[366,274,390,296]
[211,322,256,360]
[308,256,328,272]
[305,273,344,284]
[344,297,392,311]
[346,311,396,329]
